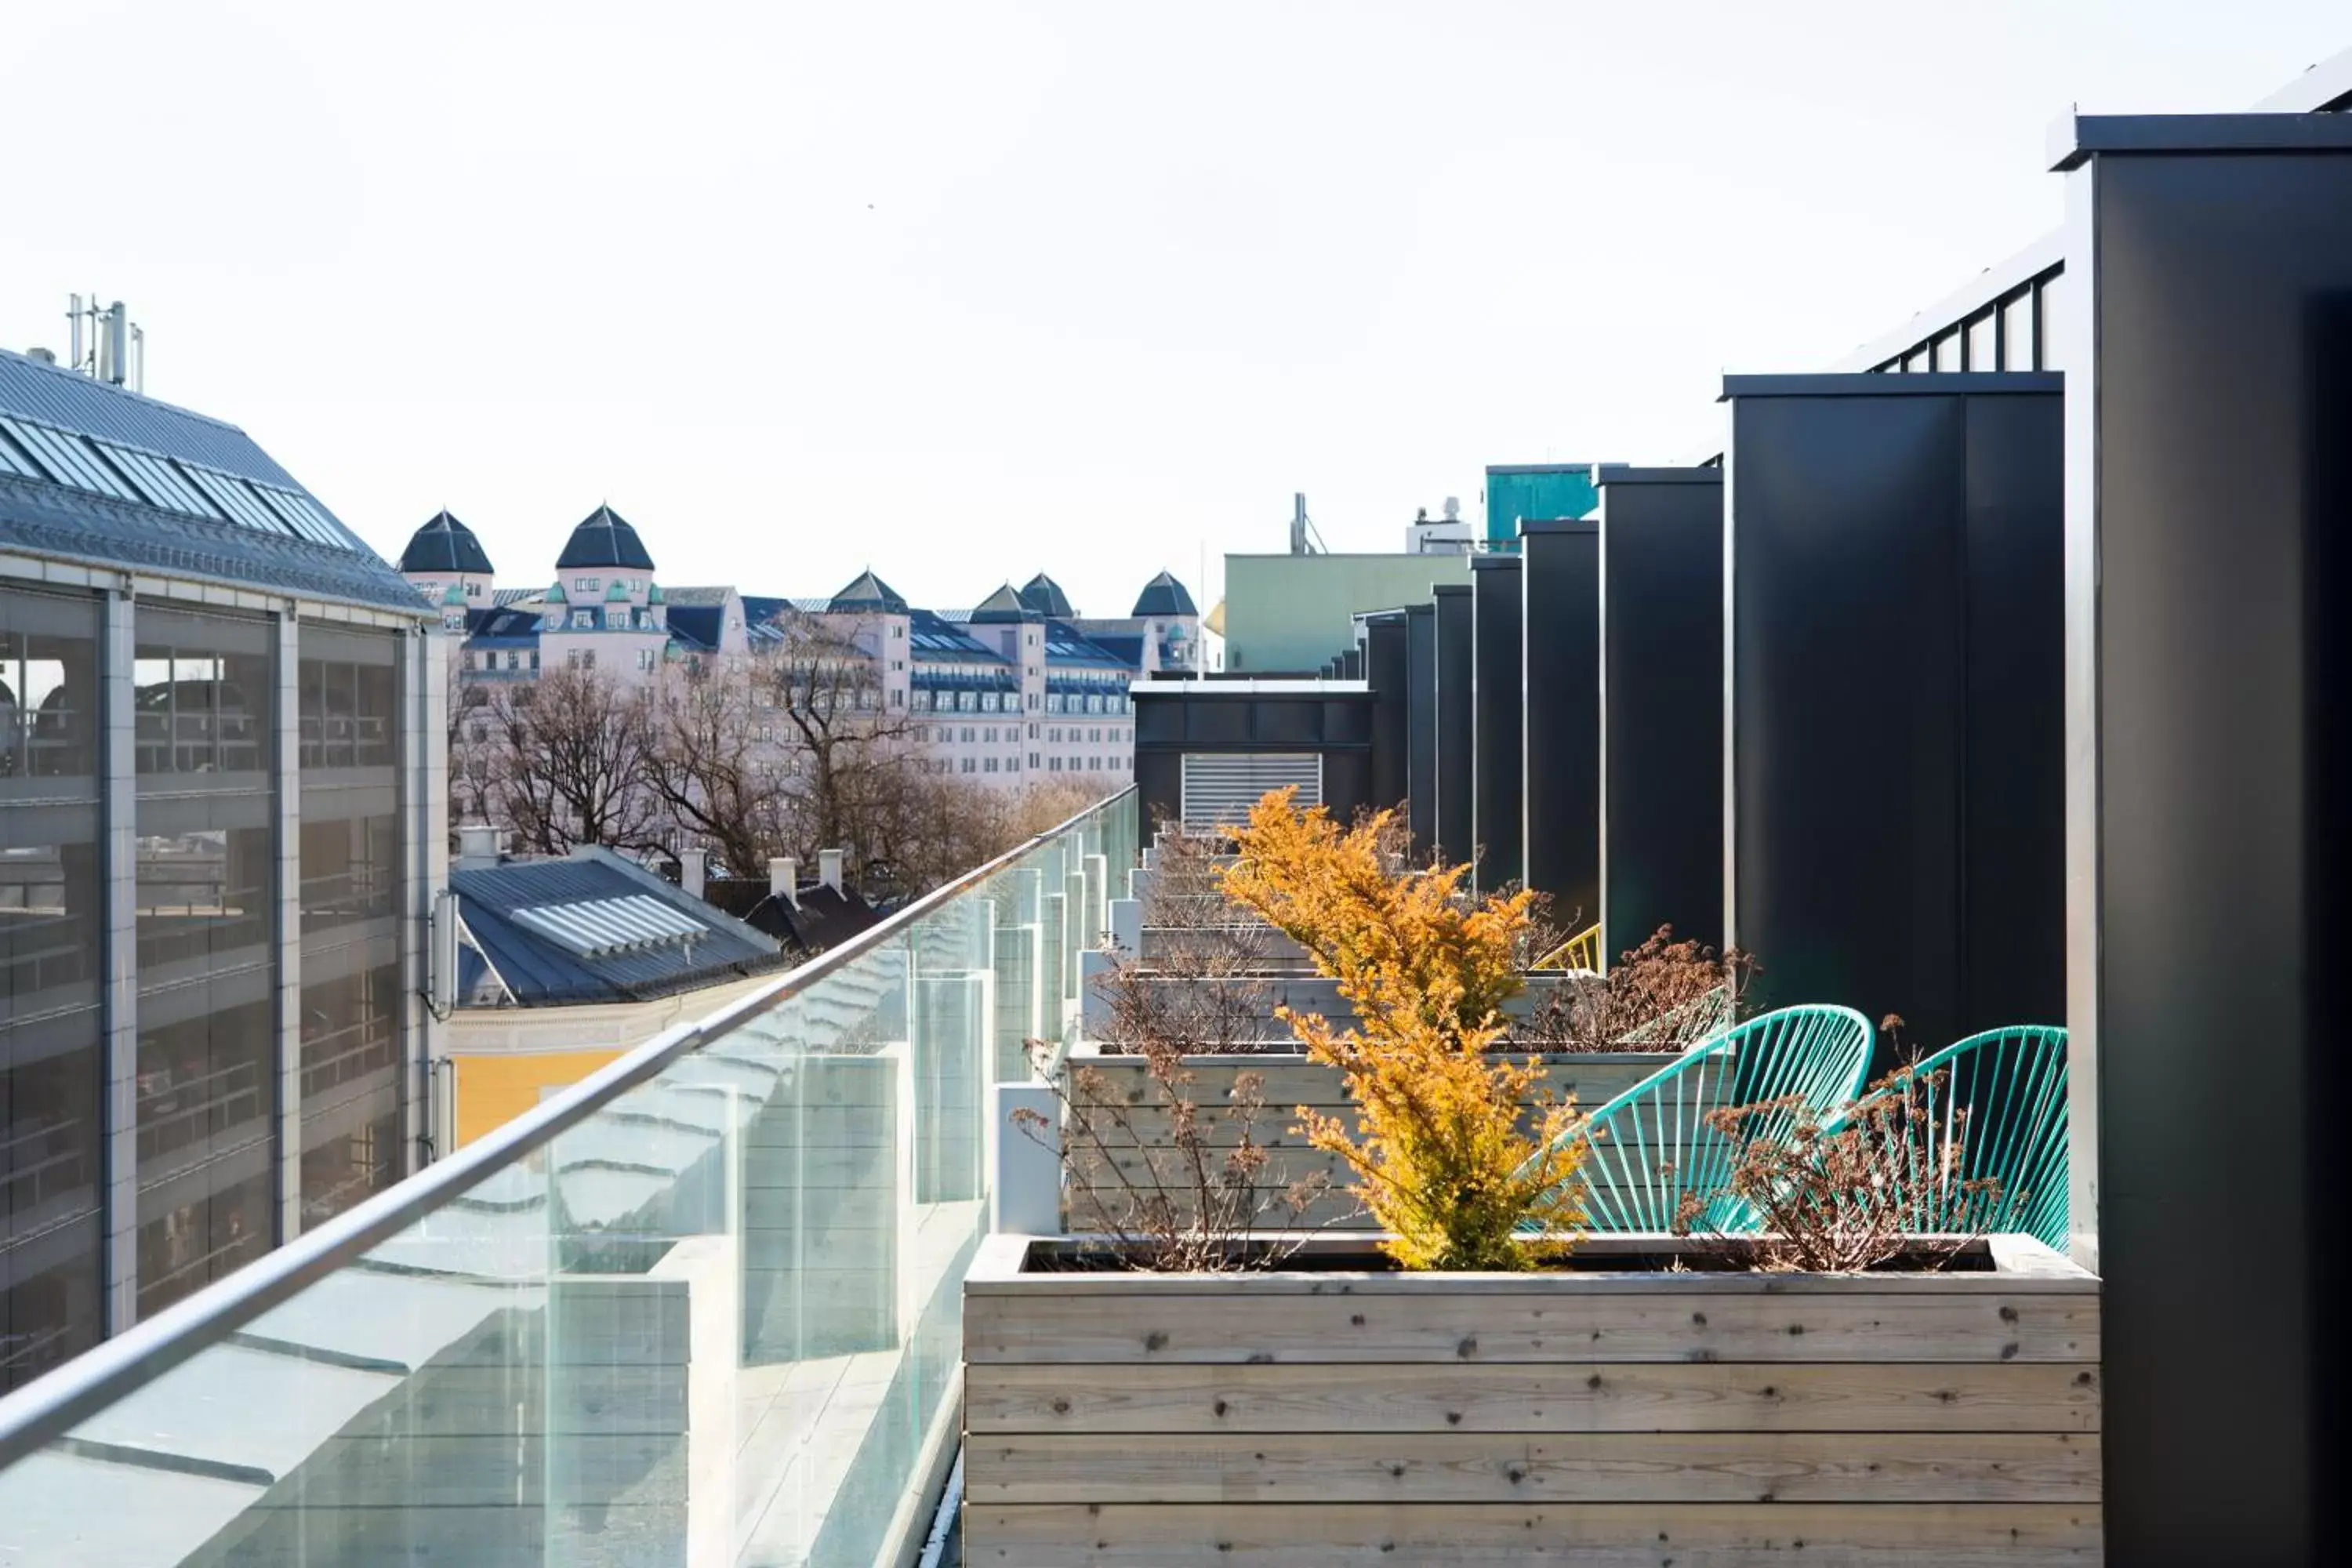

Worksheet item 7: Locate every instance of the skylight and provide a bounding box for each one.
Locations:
[0,410,362,551]
[510,894,710,959]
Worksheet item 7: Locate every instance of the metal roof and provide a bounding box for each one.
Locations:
[827,568,907,614]
[398,509,494,574]
[1131,569,1197,618]
[452,848,788,1006]
[907,608,1007,662]
[1018,572,1075,619]
[0,349,424,615]
[554,504,655,571]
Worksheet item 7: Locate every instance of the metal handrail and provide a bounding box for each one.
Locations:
[0,784,1137,1466]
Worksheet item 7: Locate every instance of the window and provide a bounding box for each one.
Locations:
[1029,753,1039,768]
[1049,757,1062,773]
[576,578,597,593]
[1,583,104,1378]
[984,757,999,774]
[582,650,596,670]
[960,757,975,774]
[1047,694,1062,713]
[636,648,655,672]
[890,688,902,706]
[961,727,975,742]
[572,611,592,629]
[1028,723,1038,739]
[506,651,521,671]
[891,624,904,639]
[566,649,582,670]
[529,652,540,671]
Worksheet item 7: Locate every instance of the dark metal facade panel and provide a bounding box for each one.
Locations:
[1959,394,2065,1036]
[1404,603,1437,853]
[1472,557,1523,890]
[1721,372,2063,400]
[1521,521,1599,926]
[2067,140,2352,1563]
[2049,108,2352,170]
[1432,585,1473,868]
[1129,688,1377,829]
[1362,613,1409,816]
[1598,469,1722,953]
[1725,380,2060,1062]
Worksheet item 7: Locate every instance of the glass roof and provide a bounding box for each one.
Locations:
[0,410,354,553]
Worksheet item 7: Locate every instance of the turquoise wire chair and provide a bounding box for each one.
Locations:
[1823,1024,2069,1252]
[1526,1004,1874,1234]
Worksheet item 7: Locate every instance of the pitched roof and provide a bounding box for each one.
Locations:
[1131,569,1197,618]
[666,604,724,652]
[906,608,1008,662]
[0,350,427,615]
[736,883,885,956]
[1018,572,1076,619]
[554,503,655,572]
[659,585,734,608]
[400,509,495,575]
[452,848,789,1006]
[827,568,907,614]
[969,583,1034,622]
[1044,619,1133,670]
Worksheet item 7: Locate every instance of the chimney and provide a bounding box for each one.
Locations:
[680,848,706,901]
[456,824,502,871]
[818,848,844,894]
[771,856,800,909]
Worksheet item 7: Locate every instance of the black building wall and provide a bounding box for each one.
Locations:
[1471,556,1523,890]
[1432,584,1473,867]
[1521,519,1600,929]
[1131,685,1376,830]
[1361,612,1409,816]
[2057,114,2352,1566]
[1595,466,1722,955]
[1722,372,2062,1061]
[1403,603,1436,853]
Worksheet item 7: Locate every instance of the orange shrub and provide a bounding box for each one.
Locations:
[1221,789,1587,1270]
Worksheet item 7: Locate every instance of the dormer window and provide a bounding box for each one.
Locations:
[572,610,593,629]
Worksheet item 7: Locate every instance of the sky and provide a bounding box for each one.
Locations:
[2,2,2345,619]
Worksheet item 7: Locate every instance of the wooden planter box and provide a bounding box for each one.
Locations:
[1064,1047,1677,1229]
[964,1234,2101,1564]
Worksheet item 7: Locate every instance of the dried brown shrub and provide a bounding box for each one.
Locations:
[1014,1036,1337,1272]
[1678,1063,2003,1272]
[1514,924,1758,1052]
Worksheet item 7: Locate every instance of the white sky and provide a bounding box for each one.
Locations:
[2,2,2344,618]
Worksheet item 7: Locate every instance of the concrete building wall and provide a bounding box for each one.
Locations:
[1222,554,1474,675]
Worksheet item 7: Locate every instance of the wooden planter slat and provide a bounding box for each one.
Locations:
[966,1359,2102,1435]
[963,1235,2102,1560]
[963,1501,2103,1565]
[965,1287,2098,1365]
[970,1429,2099,1504]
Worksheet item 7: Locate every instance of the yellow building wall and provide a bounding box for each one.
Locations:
[452,1049,630,1148]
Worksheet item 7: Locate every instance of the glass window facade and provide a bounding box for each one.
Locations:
[133,604,278,1319]
[0,585,105,1391]
[297,625,403,1228]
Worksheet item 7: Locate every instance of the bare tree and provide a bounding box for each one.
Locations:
[755,611,928,856]
[641,662,790,877]
[481,665,659,855]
